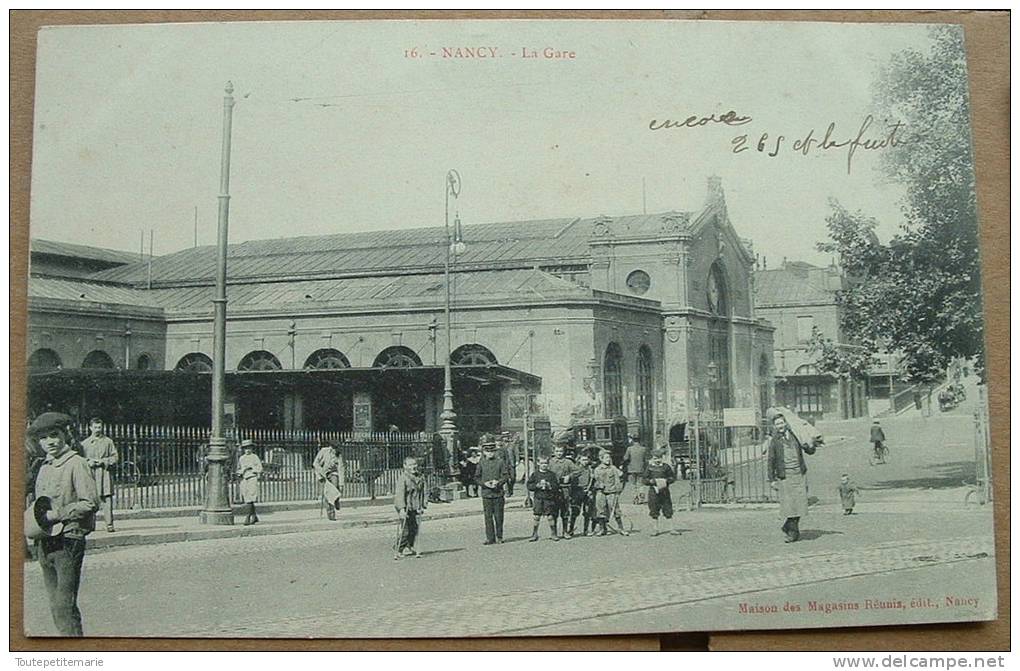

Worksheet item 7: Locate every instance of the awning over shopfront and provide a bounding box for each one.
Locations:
[27,363,542,433]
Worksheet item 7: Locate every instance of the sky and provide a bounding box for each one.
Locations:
[29,20,943,268]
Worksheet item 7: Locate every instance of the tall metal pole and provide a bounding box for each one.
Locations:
[201,81,236,525]
[439,170,461,478]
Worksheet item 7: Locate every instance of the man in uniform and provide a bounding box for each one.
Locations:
[475,435,511,545]
[622,434,649,504]
[313,442,344,520]
[548,442,580,538]
[80,417,118,532]
[28,412,100,636]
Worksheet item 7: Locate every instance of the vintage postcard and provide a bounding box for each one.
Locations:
[21,18,996,639]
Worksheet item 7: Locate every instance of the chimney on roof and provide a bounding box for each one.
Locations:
[706,175,725,206]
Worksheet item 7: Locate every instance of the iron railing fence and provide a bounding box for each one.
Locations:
[675,417,775,505]
[70,423,441,511]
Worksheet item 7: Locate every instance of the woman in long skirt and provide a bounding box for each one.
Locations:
[766,413,819,542]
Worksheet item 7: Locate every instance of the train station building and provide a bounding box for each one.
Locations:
[26,177,775,447]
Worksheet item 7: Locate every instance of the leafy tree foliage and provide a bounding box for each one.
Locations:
[817,26,984,385]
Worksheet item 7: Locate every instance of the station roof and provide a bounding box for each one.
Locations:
[85,209,708,288]
[28,268,600,316]
[31,239,141,266]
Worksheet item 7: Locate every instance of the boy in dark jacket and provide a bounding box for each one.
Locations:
[526,457,562,542]
[643,448,677,536]
[570,453,596,536]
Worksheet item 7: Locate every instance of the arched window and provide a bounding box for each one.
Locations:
[636,345,654,444]
[795,364,820,375]
[176,352,213,372]
[304,348,351,370]
[451,344,498,366]
[707,261,729,316]
[136,354,153,370]
[373,346,422,368]
[28,348,62,370]
[238,350,283,371]
[82,350,115,369]
[603,342,624,418]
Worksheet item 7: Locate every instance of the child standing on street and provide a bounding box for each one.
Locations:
[393,456,426,559]
[526,457,561,541]
[838,473,859,515]
[592,450,629,536]
[570,453,596,536]
[642,448,677,536]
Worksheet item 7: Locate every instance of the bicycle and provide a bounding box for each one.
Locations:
[868,443,890,466]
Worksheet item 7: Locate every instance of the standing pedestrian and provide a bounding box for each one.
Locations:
[80,417,118,533]
[548,444,580,537]
[313,442,344,521]
[501,433,518,497]
[236,439,263,526]
[526,456,561,542]
[475,435,511,545]
[27,412,99,637]
[393,456,426,559]
[766,413,820,542]
[838,474,859,515]
[643,448,677,536]
[622,434,648,504]
[592,450,629,536]
[571,453,597,536]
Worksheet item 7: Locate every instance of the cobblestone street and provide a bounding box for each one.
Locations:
[23,496,995,638]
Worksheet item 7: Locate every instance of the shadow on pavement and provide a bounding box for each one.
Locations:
[419,548,464,557]
[798,529,845,541]
[869,460,976,490]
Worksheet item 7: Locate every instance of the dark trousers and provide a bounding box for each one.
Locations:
[482,496,505,542]
[38,536,87,637]
[396,511,420,551]
[648,488,674,519]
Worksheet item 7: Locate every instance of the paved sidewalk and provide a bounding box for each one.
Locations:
[84,495,530,551]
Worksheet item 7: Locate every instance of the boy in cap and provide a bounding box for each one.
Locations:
[571,453,597,536]
[642,448,678,536]
[592,450,629,536]
[548,443,579,538]
[526,456,562,541]
[393,456,426,559]
[80,417,118,532]
[28,412,100,636]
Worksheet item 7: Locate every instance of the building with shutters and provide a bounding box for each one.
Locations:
[26,177,775,447]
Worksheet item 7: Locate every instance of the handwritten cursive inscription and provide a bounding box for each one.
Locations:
[731,115,907,174]
[649,111,753,131]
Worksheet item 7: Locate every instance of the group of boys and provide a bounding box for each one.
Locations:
[527,442,680,541]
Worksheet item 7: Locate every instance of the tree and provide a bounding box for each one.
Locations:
[817,26,984,386]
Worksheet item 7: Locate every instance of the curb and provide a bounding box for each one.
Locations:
[87,500,529,552]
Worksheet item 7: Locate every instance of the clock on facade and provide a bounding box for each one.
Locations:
[626,269,651,295]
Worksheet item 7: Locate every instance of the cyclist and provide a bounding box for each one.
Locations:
[869,420,887,463]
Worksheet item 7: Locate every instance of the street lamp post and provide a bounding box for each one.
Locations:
[439,170,463,478]
[201,81,236,525]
